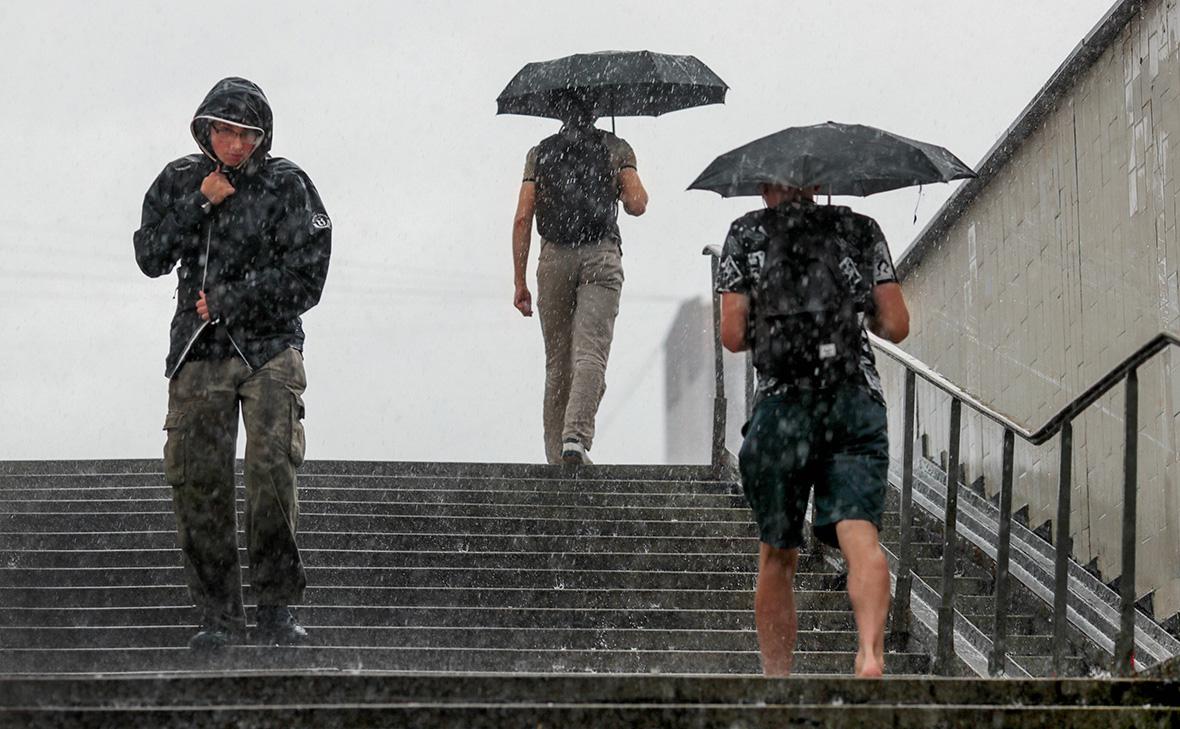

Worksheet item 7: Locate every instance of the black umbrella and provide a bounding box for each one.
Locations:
[688,122,975,197]
[497,50,727,122]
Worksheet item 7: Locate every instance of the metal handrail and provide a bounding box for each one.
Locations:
[702,244,1179,677]
[874,332,1180,676]
[870,332,1180,445]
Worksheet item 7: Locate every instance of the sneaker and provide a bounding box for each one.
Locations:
[561,439,591,465]
[254,605,310,646]
[189,615,235,652]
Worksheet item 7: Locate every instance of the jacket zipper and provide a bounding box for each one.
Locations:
[227,331,254,372]
[169,320,210,378]
[169,211,252,376]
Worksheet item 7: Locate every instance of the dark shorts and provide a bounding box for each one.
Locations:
[738,384,888,550]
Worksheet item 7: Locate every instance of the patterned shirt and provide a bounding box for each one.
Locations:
[715,200,898,402]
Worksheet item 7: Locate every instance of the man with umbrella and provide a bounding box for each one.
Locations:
[510,94,648,464]
[695,122,973,676]
[501,50,727,464]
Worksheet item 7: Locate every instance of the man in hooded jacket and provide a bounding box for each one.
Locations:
[134,77,331,650]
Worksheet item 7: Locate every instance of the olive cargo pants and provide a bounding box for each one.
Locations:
[162,347,307,632]
[536,240,624,463]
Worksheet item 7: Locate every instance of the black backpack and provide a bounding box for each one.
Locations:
[752,205,873,388]
[534,129,619,247]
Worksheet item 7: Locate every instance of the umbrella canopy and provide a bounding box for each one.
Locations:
[497,50,727,120]
[689,122,975,197]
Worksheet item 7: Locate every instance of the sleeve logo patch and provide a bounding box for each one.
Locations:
[311,213,332,230]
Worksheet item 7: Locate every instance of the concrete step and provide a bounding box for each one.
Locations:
[0,548,766,572]
[878,539,943,560]
[878,522,944,544]
[0,470,734,492]
[0,488,748,509]
[0,624,762,651]
[991,634,1057,657]
[0,460,722,478]
[0,606,857,631]
[0,624,789,652]
[0,586,854,611]
[6,702,1169,728]
[1,500,752,523]
[0,586,847,614]
[1010,654,1091,678]
[911,555,991,577]
[0,531,762,553]
[962,613,1049,636]
[0,512,758,537]
[0,566,763,591]
[0,645,932,675]
[3,673,1172,711]
[885,570,994,595]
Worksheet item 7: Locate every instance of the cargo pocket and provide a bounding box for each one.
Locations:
[162,410,186,486]
[289,397,306,467]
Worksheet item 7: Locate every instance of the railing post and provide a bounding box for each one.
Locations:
[1052,420,1073,676]
[989,427,1015,676]
[934,397,962,675]
[889,370,917,649]
[709,256,727,470]
[1114,368,1139,676]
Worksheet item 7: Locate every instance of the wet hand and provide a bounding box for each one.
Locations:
[196,290,211,321]
[200,168,235,205]
[513,284,533,317]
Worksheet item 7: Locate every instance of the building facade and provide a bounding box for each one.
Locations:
[887,0,1180,621]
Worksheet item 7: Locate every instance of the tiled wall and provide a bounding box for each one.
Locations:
[887,0,1180,619]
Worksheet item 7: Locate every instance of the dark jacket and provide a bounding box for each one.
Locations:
[134,77,331,378]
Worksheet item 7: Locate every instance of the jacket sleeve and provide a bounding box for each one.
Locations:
[207,171,331,326]
[133,165,207,278]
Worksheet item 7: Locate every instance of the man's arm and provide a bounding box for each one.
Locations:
[618,168,647,216]
[133,166,207,278]
[720,293,750,352]
[512,181,536,317]
[866,282,909,343]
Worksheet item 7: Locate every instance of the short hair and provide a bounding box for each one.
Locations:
[554,92,596,126]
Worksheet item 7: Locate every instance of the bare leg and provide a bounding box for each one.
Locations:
[835,520,890,677]
[754,542,800,676]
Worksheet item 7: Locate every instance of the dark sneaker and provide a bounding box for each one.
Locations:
[189,619,234,652]
[561,439,591,465]
[255,605,310,646]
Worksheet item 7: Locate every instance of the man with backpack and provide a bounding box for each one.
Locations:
[716,183,910,677]
[511,99,648,464]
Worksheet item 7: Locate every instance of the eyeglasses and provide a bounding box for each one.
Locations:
[210,122,262,145]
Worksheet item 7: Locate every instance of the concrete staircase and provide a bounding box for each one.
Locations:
[3,460,1176,726]
[0,460,929,676]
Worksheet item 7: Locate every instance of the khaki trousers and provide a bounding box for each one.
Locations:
[162,347,307,632]
[536,240,624,463]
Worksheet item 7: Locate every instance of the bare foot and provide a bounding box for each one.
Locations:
[854,651,884,678]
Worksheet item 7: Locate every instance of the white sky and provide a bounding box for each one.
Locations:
[0,0,1117,464]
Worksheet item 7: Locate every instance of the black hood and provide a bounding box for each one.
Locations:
[190,77,273,173]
